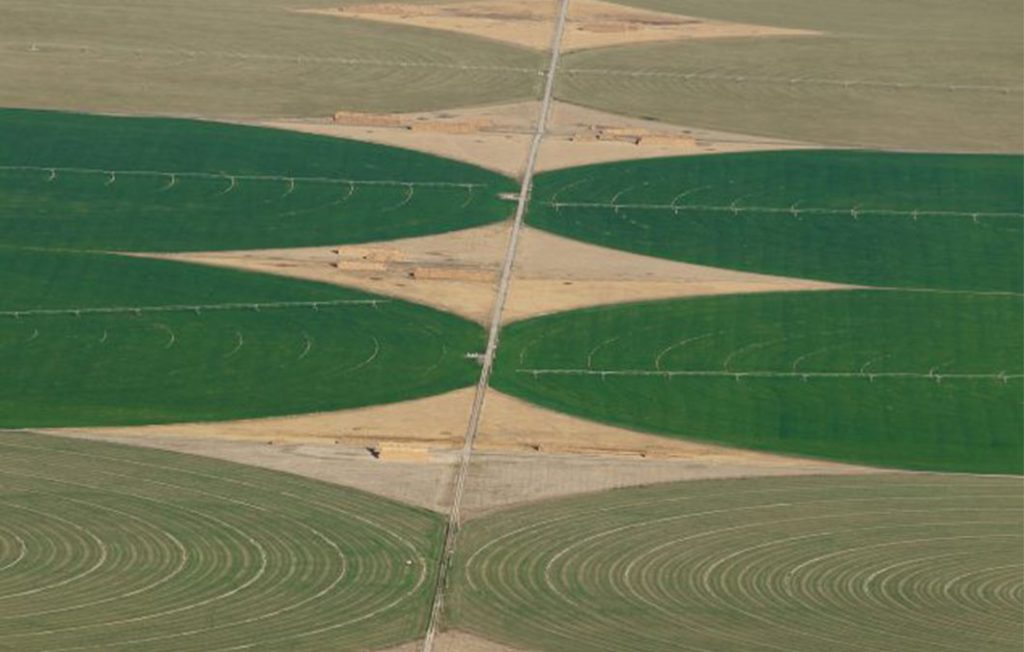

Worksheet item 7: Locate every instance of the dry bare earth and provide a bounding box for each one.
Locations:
[154,222,847,324]
[382,630,533,652]
[258,100,809,176]
[307,0,817,52]
[49,385,873,517]
[259,102,540,177]
[47,429,460,513]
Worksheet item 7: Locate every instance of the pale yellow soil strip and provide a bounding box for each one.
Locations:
[254,100,813,175]
[147,222,852,325]
[301,0,819,53]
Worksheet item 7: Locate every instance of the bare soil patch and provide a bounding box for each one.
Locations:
[42,383,873,516]
[48,386,475,448]
[503,226,850,322]
[254,100,810,175]
[462,451,878,518]
[258,101,539,176]
[141,223,509,324]
[301,0,818,52]
[381,630,532,652]
[537,101,813,170]
[47,432,459,512]
[151,222,847,325]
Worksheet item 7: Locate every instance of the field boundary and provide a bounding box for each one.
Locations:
[420,0,571,649]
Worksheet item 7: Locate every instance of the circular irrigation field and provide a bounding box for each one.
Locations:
[0,432,442,651]
[452,474,1023,652]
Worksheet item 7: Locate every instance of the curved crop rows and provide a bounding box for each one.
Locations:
[494,291,1023,473]
[0,431,443,651]
[452,474,1023,652]
[530,150,1022,292]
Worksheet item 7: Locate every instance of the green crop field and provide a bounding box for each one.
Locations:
[0,431,443,651]
[529,150,1023,292]
[558,0,1023,152]
[0,0,543,119]
[0,110,499,427]
[451,473,1023,652]
[0,110,516,251]
[493,291,1023,474]
[0,249,484,427]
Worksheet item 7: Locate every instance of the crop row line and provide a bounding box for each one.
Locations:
[563,68,1023,94]
[517,368,1021,382]
[546,201,1023,220]
[11,43,1021,94]
[9,42,542,74]
[0,299,388,318]
[0,166,485,189]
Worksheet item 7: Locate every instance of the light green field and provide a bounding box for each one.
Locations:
[493,291,1023,474]
[558,0,1023,151]
[451,474,1023,652]
[0,0,543,119]
[0,431,443,651]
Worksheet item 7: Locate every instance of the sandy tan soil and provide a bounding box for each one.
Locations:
[255,100,811,174]
[462,452,879,518]
[139,223,508,323]
[258,101,539,176]
[46,384,875,515]
[48,387,476,448]
[148,223,849,325]
[538,101,813,170]
[301,0,818,52]
[50,430,459,512]
[504,227,849,321]
[382,630,533,652]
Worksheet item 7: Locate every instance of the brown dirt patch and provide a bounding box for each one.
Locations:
[300,0,818,52]
[43,383,876,515]
[257,101,539,176]
[458,390,880,515]
[252,100,811,174]
[48,387,476,449]
[138,222,510,324]
[381,630,532,652]
[537,101,814,170]
[48,432,459,513]
[503,226,851,322]
[147,223,850,325]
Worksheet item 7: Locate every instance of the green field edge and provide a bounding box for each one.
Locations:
[490,288,1023,476]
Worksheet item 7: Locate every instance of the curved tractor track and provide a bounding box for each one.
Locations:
[452,474,1023,652]
[0,432,443,652]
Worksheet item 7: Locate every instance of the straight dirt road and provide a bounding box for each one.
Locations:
[420,0,572,649]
